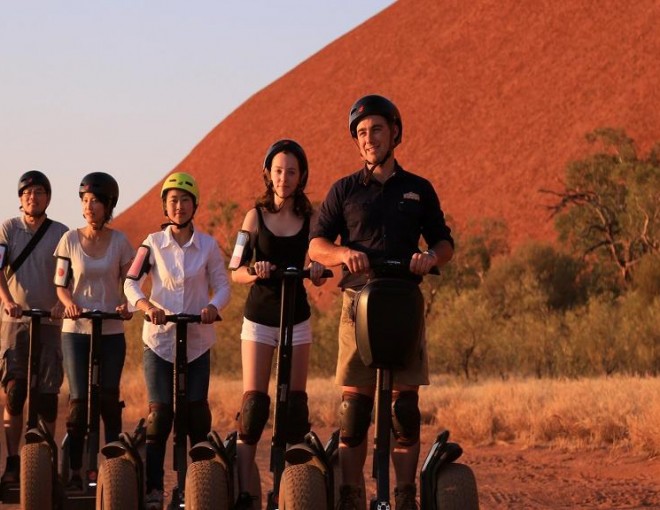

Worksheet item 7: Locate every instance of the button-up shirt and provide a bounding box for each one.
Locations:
[124,226,230,362]
[310,161,453,288]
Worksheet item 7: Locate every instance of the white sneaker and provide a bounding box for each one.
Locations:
[145,488,165,510]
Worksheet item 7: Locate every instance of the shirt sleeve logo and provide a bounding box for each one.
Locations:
[403,191,420,201]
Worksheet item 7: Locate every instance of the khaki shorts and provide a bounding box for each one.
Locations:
[0,321,64,394]
[335,291,430,387]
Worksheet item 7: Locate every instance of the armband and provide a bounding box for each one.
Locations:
[228,230,253,270]
[54,256,73,287]
[126,245,152,280]
[0,244,7,269]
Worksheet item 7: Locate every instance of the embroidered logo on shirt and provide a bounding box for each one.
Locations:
[403,192,420,201]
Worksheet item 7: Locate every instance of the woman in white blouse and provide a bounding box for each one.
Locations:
[123,171,230,510]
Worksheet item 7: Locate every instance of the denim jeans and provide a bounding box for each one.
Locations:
[61,332,126,399]
[142,346,210,404]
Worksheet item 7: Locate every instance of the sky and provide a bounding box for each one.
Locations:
[0,1,395,229]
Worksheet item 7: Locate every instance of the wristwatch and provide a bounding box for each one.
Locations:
[423,248,437,260]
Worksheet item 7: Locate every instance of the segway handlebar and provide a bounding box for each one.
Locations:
[361,257,440,277]
[246,266,334,279]
[145,313,222,323]
[78,310,129,321]
[21,308,52,319]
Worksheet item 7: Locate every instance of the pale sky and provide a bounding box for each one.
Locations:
[0,1,395,229]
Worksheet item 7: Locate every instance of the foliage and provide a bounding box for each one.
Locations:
[541,128,660,287]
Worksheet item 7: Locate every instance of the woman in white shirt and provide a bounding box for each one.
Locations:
[123,172,230,509]
[54,172,134,490]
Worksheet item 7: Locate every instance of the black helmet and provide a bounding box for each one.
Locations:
[79,172,119,208]
[263,139,309,190]
[348,94,402,146]
[18,170,51,197]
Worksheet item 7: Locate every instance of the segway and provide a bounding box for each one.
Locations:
[60,310,128,510]
[352,259,478,510]
[144,313,229,510]
[252,266,333,510]
[0,309,56,507]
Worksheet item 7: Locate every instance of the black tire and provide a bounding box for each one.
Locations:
[20,442,53,510]
[279,464,327,510]
[96,457,139,510]
[330,449,366,509]
[435,463,479,510]
[185,459,231,510]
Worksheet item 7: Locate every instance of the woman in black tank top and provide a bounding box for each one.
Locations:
[229,140,327,508]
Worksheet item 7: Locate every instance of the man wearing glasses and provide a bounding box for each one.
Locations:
[0,171,68,484]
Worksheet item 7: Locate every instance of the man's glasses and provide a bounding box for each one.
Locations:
[21,189,48,197]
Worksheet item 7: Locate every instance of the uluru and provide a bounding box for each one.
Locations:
[113,0,660,250]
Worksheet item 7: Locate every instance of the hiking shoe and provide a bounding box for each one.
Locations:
[145,488,165,510]
[394,483,418,510]
[233,491,257,510]
[336,484,364,510]
[0,455,20,484]
[66,474,84,492]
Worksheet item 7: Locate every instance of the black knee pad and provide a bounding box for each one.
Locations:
[36,393,59,423]
[391,391,421,447]
[146,402,173,444]
[236,391,270,445]
[188,400,211,446]
[100,389,124,442]
[286,391,311,444]
[66,399,88,439]
[339,391,373,448]
[5,379,28,416]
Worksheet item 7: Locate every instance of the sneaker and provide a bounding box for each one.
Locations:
[233,491,257,510]
[394,483,418,510]
[66,474,84,492]
[336,484,364,510]
[0,455,20,484]
[145,488,165,510]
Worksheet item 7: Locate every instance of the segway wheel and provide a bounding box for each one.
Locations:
[96,456,139,510]
[279,464,327,510]
[434,463,479,510]
[185,459,231,510]
[20,442,53,510]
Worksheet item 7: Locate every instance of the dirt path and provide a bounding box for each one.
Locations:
[2,424,659,509]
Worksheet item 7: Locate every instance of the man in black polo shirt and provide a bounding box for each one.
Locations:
[309,94,454,510]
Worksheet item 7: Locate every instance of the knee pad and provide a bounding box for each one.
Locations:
[36,393,59,423]
[339,391,373,448]
[66,399,88,439]
[146,402,173,444]
[236,391,270,445]
[188,400,211,446]
[5,379,27,416]
[100,389,124,442]
[391,391,421,447]
[285,391,310,444]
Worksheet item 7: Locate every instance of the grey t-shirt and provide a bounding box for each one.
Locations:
[0,216,69,324]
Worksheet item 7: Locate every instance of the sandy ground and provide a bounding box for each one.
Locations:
[2,423,659,509]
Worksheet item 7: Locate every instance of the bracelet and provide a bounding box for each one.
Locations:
[423,249,437,260]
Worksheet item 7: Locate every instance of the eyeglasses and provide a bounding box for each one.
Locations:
[21,189,48,197]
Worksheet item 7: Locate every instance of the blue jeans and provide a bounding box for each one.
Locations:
[142,347,211,491]
[61,333,126,399]
[142,347,210,404]
[61,332,126,469]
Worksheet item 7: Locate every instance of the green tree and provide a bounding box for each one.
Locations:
[542,128,660,287]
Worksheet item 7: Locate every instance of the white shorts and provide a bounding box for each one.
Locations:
[240,317,313,347]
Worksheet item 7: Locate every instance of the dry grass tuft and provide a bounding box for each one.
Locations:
[118,373,660,457]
